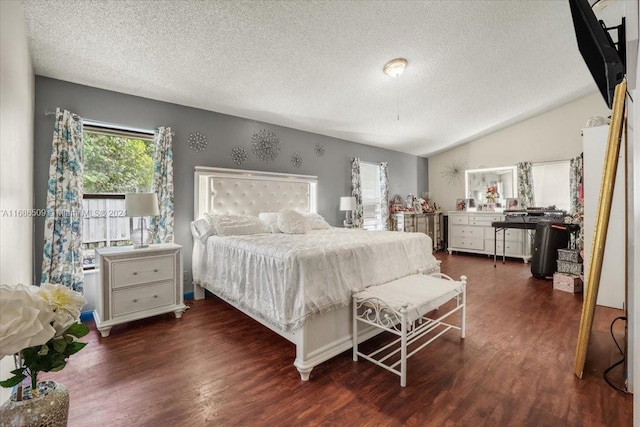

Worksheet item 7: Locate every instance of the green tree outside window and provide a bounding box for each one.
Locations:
[83,132,154,193]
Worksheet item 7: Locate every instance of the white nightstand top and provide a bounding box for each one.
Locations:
[95,243,182,256]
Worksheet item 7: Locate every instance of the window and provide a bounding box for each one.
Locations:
[82,124,154,268]
[532,160,570,211]
[360,162,384,230]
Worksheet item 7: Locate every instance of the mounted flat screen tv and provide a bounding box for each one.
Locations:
[568,0,626,108]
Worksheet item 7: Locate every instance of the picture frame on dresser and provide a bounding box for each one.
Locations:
[455,199,466,211]
[506,198,520,210]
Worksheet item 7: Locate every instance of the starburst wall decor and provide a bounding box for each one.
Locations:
[231,147,248,165]
[314,143,325,157]
[291,153,303,168]
[251,129,281,163]
[441,160,467,186]
[188,132,207,152]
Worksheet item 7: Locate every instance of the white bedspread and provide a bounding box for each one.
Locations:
[193,228,440,331]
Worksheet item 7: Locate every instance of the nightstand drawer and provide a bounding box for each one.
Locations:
[113,281,174,316]
[112,255,174,288]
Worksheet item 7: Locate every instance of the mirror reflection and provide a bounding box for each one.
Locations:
[465,166,517,208]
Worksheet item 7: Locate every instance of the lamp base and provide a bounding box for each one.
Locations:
[131,227,151,248]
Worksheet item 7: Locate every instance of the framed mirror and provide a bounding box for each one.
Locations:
[465,166,517,210]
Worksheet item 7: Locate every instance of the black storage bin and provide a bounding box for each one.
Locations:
[531,222,570,279]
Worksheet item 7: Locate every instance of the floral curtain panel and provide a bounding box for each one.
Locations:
[41,108,84,292]
[569,154,584,214]
[569,153,584,253]
[351,158,363,228]
[379,162,390,231]
[517,162,535,208]
[149,127,174,243]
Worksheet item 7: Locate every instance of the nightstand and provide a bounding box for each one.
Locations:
[93,243,187,337]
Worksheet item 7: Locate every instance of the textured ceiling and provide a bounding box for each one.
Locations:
[21,0,629,156]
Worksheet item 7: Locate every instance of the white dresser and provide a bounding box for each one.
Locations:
[447,211,531,262]
[94,243,187,337]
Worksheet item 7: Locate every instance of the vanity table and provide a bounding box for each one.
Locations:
[447,166,531,262]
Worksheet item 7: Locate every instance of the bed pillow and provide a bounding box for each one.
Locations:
[278,209,309,234]
[303,212,331,230]
[204,213,268,236]
[258,212,281,233]
[190,218,214,243]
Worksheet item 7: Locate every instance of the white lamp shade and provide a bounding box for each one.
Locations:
[340,196,356,211]
[125,193,159,217]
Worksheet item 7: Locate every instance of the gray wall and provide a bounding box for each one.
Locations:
[34,77,428,291]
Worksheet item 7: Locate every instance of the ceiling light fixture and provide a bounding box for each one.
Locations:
[383,58,408,120]
[591,0,614,12]
[383,58,408,77]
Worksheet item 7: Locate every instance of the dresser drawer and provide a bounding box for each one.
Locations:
[451,225,483,238]
[485,228,524,242]
[112,255,175,289]
[487,239,523,255]
[469,214,502,226]
[451,236,484,250]
[112,281,174,317]
[449,215,469,225]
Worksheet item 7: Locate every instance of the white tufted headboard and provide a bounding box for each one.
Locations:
[194,166,318,219]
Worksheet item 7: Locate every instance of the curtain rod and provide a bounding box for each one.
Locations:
[44,110,174,136]
[532,158,574,166]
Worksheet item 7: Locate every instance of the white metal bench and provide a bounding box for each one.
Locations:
[352,273,467,387]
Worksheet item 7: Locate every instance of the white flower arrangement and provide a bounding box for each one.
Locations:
[0,283,88,398]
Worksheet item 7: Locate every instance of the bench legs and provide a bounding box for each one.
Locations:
[353,274,467,387]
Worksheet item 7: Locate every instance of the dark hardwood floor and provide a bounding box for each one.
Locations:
[45,252,632,426]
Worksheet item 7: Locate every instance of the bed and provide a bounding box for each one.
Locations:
[192,166,440,380]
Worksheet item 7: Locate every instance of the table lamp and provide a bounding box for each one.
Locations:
[340,196,356,228]
[125,193,159,248]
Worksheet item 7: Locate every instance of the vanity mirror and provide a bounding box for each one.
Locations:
[465,166,517,209]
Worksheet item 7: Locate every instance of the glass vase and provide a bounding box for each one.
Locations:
[0,381,69,427]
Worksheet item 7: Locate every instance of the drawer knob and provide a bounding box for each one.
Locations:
[132,272,138,276]
[153,295,158,298]
[133,299,138,303]
[153,269,159,273]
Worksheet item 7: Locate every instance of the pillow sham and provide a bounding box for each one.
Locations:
[204,213,268,236]
[190,218,213,243]
[278,209,309,234]
[303,212,331,230]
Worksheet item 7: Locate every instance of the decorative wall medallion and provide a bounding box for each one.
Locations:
[441,160,466,186]
[251,129,281,163]
[231,147,248,165]
[291,153,303,168]
[188,132,208,152]
[314,143,325,157]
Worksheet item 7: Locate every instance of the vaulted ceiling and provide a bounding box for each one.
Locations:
[21,0,629,156]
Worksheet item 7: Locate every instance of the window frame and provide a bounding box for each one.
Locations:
[531,159,571,211]
[81,124,155,269]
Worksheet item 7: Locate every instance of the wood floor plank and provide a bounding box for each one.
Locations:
[42,252,632,426]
